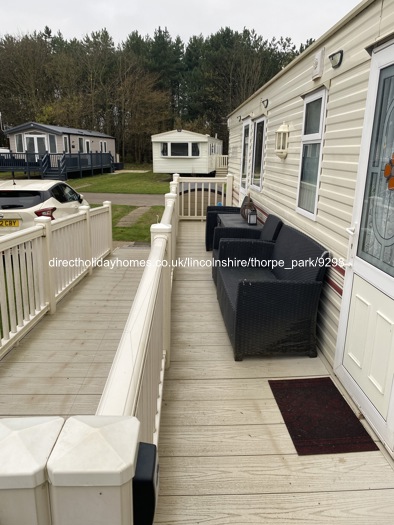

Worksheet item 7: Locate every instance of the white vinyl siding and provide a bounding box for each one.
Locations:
[225,0,391,365]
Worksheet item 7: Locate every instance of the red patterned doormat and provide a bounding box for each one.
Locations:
[269,377,379,455]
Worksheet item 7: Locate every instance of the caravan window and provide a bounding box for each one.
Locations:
[49,134,57,153]
[297,88,327,219]
[252,118,265,190]
[171,143,188,156]
[241,123,250,190]
[63,136,69,153]
[161,142,200,157]
[15,134,23,153]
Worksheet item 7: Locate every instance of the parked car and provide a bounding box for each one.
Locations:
[0,180,88,236]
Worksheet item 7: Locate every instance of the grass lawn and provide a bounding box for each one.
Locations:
[0,169,171,195]
[69,171,171,194]
[108,204,165,243]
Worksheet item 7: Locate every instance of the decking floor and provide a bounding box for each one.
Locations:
[156,221,394,524]
[0,244,149,417]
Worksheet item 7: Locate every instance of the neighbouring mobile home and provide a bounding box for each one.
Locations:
[3,122,116,179]
[151,129,226,175]
[227,0,394,454]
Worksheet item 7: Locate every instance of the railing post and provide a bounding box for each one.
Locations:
[171,173,180,217]
[165,192,178,255]
[0,416,64,525]
[103,201,113,254]
[79,205,93,275]
[151,223,172,369]
[170,173,179,193]
[34,216,56,314]
[47,416,140,525]
[226,173,234,206]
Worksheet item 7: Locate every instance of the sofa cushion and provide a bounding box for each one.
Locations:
[260,215,283,242]
[272,225,327,282]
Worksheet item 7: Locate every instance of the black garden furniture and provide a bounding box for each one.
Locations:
[205,205,241,251]
[212,214,283,284]
[216,224,329,361]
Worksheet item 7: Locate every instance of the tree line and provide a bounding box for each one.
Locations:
[0,26,313,162]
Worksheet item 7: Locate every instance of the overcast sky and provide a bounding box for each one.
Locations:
[1,0,362,46]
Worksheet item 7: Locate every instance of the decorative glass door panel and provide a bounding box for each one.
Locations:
[358,64,394,278]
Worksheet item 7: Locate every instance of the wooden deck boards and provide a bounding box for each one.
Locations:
[0,245,149,417]
[156,221,394,525]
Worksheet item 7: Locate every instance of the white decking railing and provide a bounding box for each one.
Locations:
[176,173,233,219]
[96,193,177,445]
[215,154,228,170]
[0,175,232,525]
[0,202,112,359]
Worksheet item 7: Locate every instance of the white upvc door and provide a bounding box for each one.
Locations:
[335,43,394,454]
[25,135,47,161]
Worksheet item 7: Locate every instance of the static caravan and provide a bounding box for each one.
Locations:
[6,122,116,157]
[151,129,224,175]
[227,0,394,455]
[3,122,116,179]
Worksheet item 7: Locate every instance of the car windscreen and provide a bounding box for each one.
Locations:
[0,190,44,209]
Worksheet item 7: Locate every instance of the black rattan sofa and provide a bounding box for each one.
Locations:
[212,214,283,284]
[216,224,329,361]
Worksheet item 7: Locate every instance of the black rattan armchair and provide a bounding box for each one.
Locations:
[216,225,329,361]
[205,205,241,251]
[212,214,283,284]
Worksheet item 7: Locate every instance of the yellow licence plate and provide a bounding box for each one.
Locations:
[0,219,20,227]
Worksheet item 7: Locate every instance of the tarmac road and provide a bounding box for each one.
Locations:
[82,193,165,206]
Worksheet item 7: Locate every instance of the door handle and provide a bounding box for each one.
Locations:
[346,222,358,236]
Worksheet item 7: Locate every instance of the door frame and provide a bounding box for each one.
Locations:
[334,41,394,454]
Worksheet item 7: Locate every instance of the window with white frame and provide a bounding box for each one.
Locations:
[78,137,84,152]
[241,122,250,190]
[161,142,200,157]
[49,134,57,153]
[63,136,69,153]
[297,88,327,218]
[252,118,265,189]
[15,134,23,152]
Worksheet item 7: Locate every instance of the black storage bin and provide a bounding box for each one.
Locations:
[132,442,159,525]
